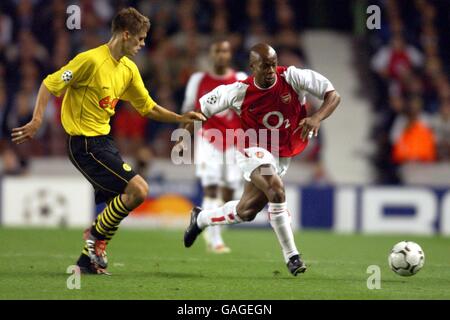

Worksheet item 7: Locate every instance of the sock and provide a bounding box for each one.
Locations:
[268,202,299,263]
[81,219,118,257]
[202,197,225,247]
[197,200,242,229]
[90,195,130,240]
[80,198,127,259]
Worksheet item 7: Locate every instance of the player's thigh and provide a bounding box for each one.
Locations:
[250,165,285,203]
[195,136,222,177]
[222,159,241,194]
[250,165,284,192]
[196,158,222,191]
[67,135,137,201]
[235,147,278,182]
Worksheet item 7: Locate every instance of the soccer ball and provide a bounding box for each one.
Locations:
[388,241,425,276]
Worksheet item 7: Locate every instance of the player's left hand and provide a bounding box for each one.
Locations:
[298,116,320,141]
[180,111,207,123]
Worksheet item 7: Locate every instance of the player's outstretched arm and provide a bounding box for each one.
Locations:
[298,90,341,140]
[11,82,51,144]
[146,104,206,124]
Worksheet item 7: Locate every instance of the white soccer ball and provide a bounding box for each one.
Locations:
[388,241,425,276]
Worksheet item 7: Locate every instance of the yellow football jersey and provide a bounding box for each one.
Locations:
[43,44,156,136]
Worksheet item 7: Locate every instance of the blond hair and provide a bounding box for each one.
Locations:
[111,7,150,35]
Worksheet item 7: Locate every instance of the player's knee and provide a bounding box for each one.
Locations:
[134,182,148,204]
[267,184,285,203]
[127,177,148,205]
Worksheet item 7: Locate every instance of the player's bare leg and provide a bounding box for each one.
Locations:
[184,164,306,276]
[202,185,231,253]
[248,165,305,275]
[184,178,265,246]
[121,175,149,209]
[78,175,148,274]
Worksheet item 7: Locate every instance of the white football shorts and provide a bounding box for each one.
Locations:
[235,147,291,182]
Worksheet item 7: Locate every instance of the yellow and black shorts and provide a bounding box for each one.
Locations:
[67,135,137,204]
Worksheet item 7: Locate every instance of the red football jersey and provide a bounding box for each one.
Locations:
[200,66,335,158]
[182,70,246,150]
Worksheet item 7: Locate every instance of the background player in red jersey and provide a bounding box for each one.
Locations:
[184,43,341,276]
[181,39,246,253]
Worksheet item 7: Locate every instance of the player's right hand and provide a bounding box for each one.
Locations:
[11,119,41,144]
[298,115,320,141]
[180,111,207,123]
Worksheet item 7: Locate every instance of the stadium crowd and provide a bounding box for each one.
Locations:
[5,0,445,185]
[367,0,450,183]
[0,0,341,178]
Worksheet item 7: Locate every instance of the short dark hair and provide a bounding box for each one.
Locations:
[111,7,150,35]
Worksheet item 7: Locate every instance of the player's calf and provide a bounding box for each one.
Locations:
[185,200,245,248]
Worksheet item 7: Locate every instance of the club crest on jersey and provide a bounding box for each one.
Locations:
[281,92,291,104]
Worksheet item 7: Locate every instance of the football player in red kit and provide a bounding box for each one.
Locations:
[182,40,246,253]
[184,43,341,276]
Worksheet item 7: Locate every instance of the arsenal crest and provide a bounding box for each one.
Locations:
[281,92,291,104]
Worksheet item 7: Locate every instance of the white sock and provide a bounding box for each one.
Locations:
[202,197,225,247]
[268,202,299,263]
[197,200,242,229]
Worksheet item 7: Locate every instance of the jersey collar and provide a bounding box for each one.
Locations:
[253,75,278,90]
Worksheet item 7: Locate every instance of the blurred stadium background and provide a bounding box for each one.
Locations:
[1,0,449,235]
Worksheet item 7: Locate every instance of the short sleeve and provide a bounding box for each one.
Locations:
[236,71,248,81]
[43,52,93,97]
[121,62,157,116]
[284,66,335,99]
[199,82,248,118]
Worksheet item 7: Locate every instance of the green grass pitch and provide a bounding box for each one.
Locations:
[1,227,449,299]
